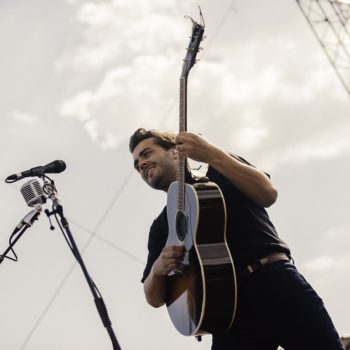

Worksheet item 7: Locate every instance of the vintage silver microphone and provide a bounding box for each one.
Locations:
[14,179,47,231]
[0,180,45,263]
[20,179,47,209]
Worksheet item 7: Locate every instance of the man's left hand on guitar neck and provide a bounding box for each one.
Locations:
[175,131,277,208]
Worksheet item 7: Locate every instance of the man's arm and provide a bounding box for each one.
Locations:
[143,268,167,308]
[175,132,278,208]
[143,245,185,308]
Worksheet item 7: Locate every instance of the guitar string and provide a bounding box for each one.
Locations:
[7,2,239,348]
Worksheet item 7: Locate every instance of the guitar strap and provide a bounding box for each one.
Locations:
[189,167,209,183]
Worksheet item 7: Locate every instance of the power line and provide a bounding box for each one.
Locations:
[69,218,145,266]
[206,0,238,49]
[19,261,78,350]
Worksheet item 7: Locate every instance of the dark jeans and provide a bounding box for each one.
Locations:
[212,260,344,350]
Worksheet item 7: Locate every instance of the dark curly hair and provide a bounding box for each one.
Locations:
[129,128,177,153]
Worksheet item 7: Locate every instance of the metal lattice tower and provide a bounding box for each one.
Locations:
[296,0,350,95]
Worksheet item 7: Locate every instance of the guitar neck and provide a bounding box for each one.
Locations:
[178,76,188,212]
[176,17,205,212]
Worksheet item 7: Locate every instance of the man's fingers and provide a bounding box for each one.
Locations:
[162,254,185,265]
[162,245,186,255]
[168,250,185,257]
[156,245,187,274]
[162,245,184,251]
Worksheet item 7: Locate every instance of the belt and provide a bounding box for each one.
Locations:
[241,253,290,276]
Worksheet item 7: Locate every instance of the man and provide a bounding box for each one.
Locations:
[130,127,344,350]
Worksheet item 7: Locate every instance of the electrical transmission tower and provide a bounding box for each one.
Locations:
[296,0,350,95]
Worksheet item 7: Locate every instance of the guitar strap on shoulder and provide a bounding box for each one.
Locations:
[190,166,209,183]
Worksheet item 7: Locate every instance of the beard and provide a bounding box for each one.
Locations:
[145,156,178,191]
[149,173,166,191]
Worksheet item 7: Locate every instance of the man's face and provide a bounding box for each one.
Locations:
[132,137,178,191]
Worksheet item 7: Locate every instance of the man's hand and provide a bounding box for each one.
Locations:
[175,131,278,208]
[152,245,186,276]
[175,132,220,164]
[144,245,186,307]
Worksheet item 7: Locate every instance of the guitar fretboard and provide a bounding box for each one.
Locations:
[178,77,187,212]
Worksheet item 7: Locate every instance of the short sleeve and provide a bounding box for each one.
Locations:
[141,207,168,283]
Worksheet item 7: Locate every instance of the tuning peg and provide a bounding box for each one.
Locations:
[202,36,207,41]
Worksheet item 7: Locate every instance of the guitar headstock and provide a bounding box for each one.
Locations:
[181,10,205,78]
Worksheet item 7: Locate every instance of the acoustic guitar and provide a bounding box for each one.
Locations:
[165,12,237,337]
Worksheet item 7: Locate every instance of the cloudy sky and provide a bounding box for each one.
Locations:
[0,0,349,349]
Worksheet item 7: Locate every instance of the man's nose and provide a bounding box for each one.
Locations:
[139,159,148,171]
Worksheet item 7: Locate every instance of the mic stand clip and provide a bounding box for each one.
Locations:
[0,207,41,264]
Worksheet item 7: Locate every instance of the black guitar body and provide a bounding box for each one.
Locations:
[165,181,237,336]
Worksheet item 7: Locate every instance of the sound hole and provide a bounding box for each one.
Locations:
[176,211,187,241]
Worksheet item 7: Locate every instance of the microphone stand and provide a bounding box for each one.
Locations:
[0,209,41,264]
[43,178,122,350]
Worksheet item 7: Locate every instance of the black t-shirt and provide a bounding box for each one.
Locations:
[141,155,291,282]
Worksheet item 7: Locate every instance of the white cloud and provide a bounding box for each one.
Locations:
[235,109,268,150]
[302,253,350,276]
[59,54,177,149]
[60,91,94,121]
[56,0,196,149]
[324,226,350,241]
[56,0,188,72]
[237,126,268,150]
[84,119,119,150]
[260,115,350,171]
[303,256,335,273]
